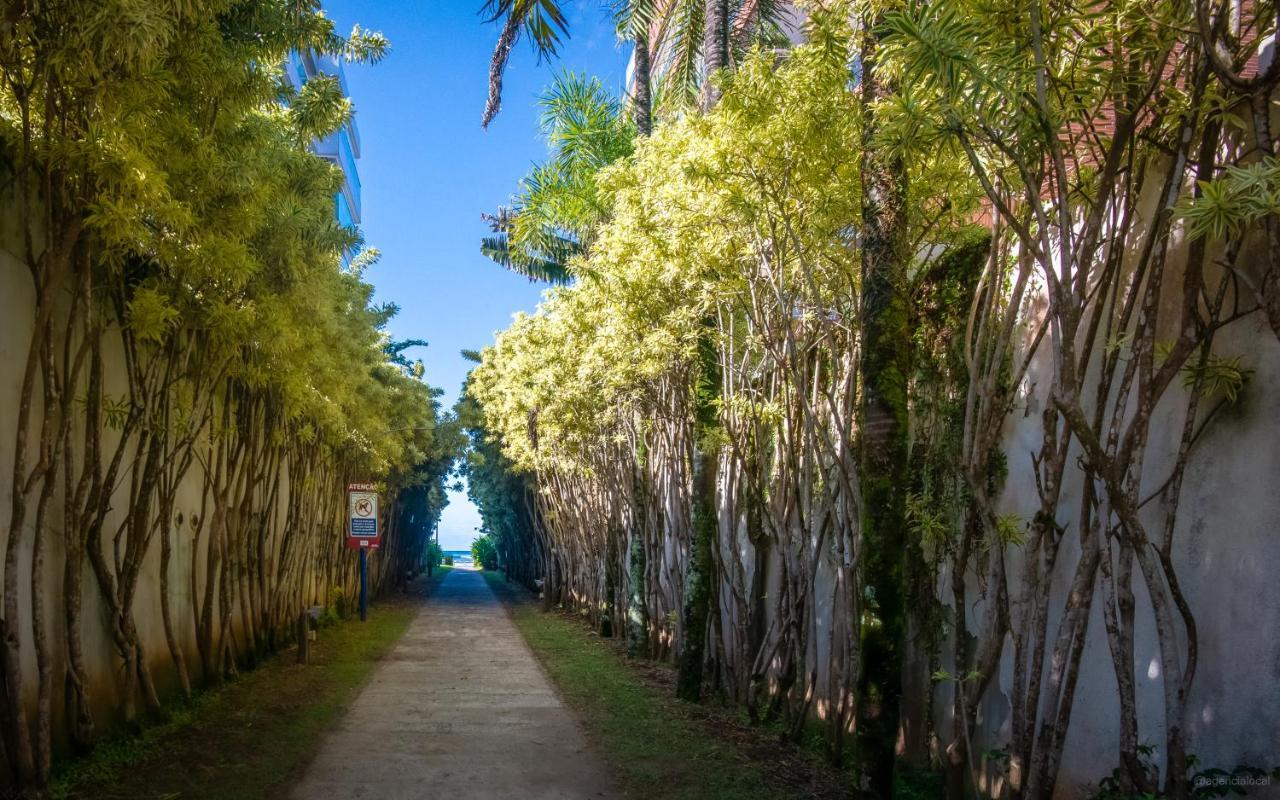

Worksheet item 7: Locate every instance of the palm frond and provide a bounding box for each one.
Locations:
[481,0,571,128]
[659,0,705,113]
[731,0,791,53]
[611,0,659,39]
[480,208,576,284]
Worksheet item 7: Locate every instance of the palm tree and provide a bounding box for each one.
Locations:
[479,71,635,283]
[617,0,656,134]
[480,207,577,284]
[481,0,572,128]
[700,0,727,110]
[635,0,791,113]
[481,0,790,131]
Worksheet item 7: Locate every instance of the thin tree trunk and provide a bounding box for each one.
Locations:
[677,0,730,701]
[701,0,729,112]
[633,26,653,136]
[856,11,910,797]
[159,495,192,698]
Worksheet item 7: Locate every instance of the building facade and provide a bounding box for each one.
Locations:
[283,50,362,262]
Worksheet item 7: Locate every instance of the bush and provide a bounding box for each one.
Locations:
[1087,753,1280,799]
[443,555,454,566]
[331,586,350,620]
[896,766,944,800]
[424,540,444,569]
[471,534,499,570]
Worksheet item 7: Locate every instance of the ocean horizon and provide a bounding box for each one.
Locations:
[443,549,474,564]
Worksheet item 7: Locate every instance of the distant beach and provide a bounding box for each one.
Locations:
[443,549,474,567]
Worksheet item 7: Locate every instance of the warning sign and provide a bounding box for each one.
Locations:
[346,482,380,548]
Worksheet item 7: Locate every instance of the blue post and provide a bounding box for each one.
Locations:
[359,547,368,622]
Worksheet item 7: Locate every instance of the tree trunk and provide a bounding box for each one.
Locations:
[856,13,910,798]
[159,497,192,698]
[678,330,720,702]
[627,465,649,656]
[677,0,730,700]
[633,26,653,136]
[701,0,729,112]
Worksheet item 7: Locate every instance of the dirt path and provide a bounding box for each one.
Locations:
[289,568,619,800]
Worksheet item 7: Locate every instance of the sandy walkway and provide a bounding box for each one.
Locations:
[290,568,619,800]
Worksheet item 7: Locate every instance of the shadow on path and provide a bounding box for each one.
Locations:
[289,568,620,800]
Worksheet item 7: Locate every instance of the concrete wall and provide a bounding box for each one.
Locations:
[698,219,1280,797]
[0,202,392,759]
[955,280,1280,796]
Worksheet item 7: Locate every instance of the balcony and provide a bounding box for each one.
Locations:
[315,127,361,224]
[284,49,362,229]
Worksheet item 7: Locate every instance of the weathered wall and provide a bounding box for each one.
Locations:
[698,231,1280,796]
[951,281,1280,796]
[0,219,399,756]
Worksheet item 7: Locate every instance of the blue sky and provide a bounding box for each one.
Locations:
[323,1,628,549]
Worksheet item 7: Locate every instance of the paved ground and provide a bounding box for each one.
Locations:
[290,568,620,800]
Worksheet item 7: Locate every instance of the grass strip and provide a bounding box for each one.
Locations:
[482,569,796,800]
[53,566,451,800]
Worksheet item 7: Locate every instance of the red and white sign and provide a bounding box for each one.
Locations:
[346,482,381,549]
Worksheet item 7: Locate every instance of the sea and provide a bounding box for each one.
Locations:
[443,549,474,567]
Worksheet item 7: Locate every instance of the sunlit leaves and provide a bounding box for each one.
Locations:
[483,72,635,283]
[126,287,181,344]
[879,0,1188,239]
[1182,354,1253,404]
[881,4,987,95]
[345,24,390,64]
[1180,158,1280,242]
[288,74,352,142]
[0,0,431,481]
[472,13,865,476]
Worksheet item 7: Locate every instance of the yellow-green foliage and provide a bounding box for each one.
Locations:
[1,0,428,480]
[470,13,868,474]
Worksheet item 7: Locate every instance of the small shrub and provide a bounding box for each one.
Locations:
[424,540,444,568]
[1088,752,1280,800]
[471,534,499,570]
[331,586,350,619]
[896,765,944,800]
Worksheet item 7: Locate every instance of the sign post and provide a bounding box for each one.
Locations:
[346,482,380,622]
[359,549,368,622]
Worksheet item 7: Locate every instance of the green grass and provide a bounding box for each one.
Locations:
[53,567,451,800]
[482,570,797,800]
